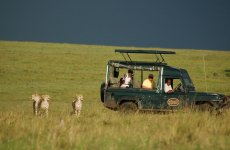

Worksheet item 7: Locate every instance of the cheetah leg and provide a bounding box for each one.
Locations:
[34,109,38,116]
[45,109,48,117]
[77,110,81,117]
[33,101,38,116]
[74,110,78,116]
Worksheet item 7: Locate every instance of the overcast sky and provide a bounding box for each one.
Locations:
[0,0,230,50]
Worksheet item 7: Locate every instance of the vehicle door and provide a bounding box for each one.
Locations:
[161,78,187,110]
[138,89,162,110]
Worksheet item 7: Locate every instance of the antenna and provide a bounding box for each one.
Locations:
[202,55,207,92]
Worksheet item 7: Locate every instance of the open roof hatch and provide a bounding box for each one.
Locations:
[115,49,176,64]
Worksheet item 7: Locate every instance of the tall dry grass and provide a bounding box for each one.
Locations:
[0,41,230,149]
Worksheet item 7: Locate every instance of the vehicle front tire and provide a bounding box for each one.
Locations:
[195,102,217,115]
[221,96,230,109]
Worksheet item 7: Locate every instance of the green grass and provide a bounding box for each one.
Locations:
[0,41,230,150]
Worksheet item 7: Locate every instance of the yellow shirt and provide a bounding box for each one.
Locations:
[142,79,155,89]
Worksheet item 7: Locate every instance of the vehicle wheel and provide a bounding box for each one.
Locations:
[196,103,216,114]
[221,96,230,109]
[219,96,230,114]
[119,102,138,113]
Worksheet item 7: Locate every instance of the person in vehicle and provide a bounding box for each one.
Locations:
[142,74,155,89]
[165,79,174,93]
[120,69,133,88]
[120,75,127,88]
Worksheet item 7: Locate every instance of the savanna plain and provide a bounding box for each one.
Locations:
[0,41,230,150]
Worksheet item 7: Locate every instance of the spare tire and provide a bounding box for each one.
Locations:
[100,82,106,103]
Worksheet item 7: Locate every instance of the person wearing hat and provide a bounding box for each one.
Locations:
[142,74,155,89]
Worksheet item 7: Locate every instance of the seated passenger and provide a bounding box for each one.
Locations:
[120,70,133,88]
[142,74,155,89]
[165,79,174,93]
[120,76,127,88]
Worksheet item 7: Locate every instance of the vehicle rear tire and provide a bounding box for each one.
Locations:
[119,102,138,113]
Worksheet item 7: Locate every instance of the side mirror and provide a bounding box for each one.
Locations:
[113,67,119,78]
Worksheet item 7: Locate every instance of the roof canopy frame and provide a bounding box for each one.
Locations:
[115,49,176,64]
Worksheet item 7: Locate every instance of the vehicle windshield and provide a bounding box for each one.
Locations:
[181,69,195,91]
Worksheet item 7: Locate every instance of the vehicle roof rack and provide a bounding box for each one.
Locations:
[115,49,176,64]
[115,49,176,54]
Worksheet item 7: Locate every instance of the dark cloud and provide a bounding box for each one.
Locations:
[0,0,230,50]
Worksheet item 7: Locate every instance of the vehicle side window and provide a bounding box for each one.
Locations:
[108,67,160,90]
[164,78,184,93]
[109,68,134,88]
[173,79,184,92]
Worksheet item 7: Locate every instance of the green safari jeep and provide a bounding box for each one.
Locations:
[100,50,229,113]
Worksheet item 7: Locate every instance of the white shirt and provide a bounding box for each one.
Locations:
[124,74,132,85]
[120,84,129,88]
[164,83,173,93]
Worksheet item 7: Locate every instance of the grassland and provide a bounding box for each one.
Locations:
[0,41,230,150]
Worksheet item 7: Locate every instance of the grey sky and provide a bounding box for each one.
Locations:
[0,0,230,50]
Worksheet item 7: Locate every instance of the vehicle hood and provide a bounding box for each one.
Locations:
[189,91,225,101]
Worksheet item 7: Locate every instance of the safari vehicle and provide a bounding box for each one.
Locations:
[100,50,229,113]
